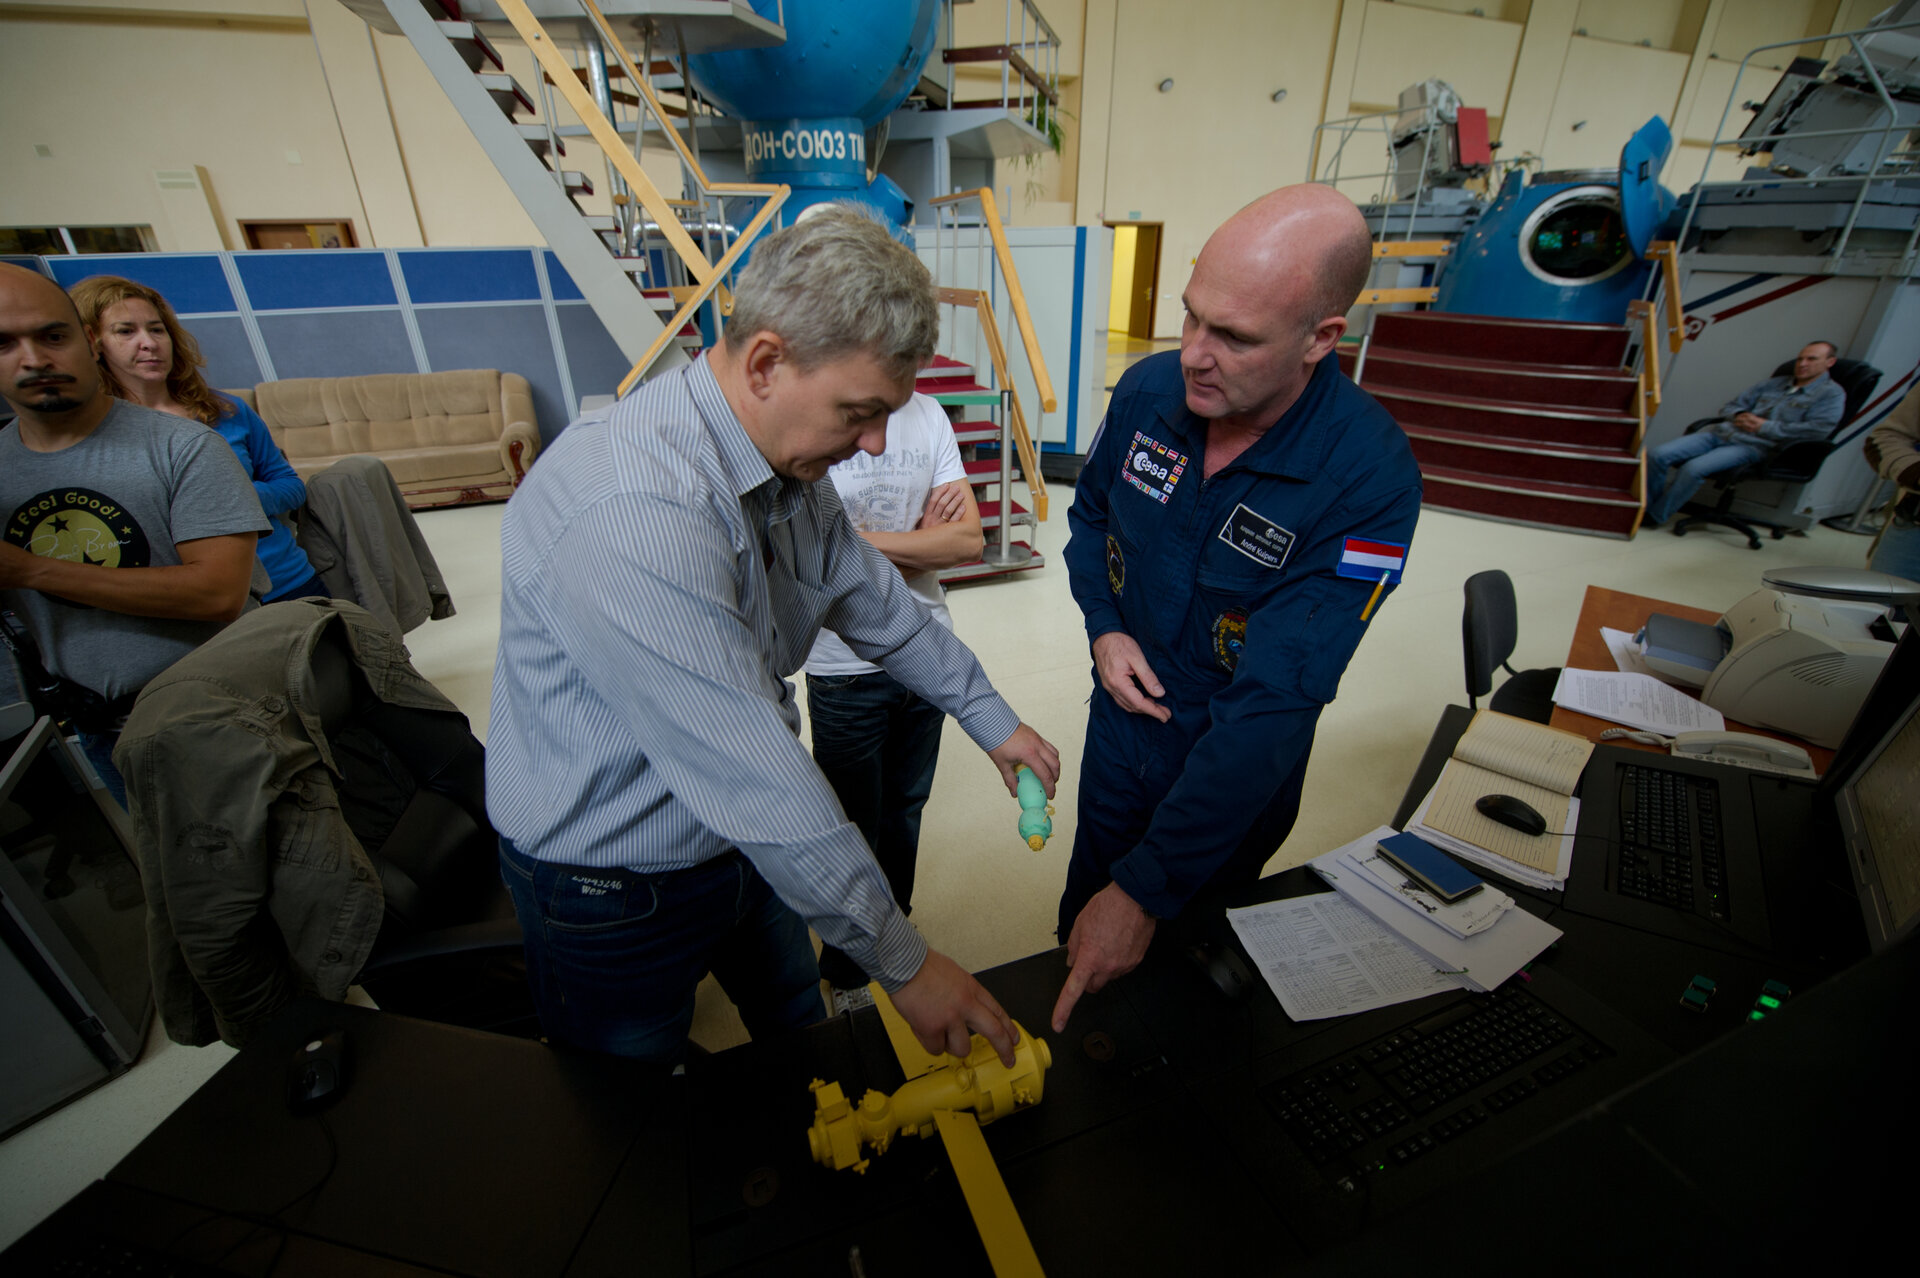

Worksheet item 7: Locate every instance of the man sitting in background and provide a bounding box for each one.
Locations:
[1643,341,1845,527]
[0,262,264,803]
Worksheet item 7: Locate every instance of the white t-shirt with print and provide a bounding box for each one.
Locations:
[805,393,968,676]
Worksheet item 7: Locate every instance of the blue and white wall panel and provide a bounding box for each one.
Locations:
[39,248,646,446]
[916,224,1110,459]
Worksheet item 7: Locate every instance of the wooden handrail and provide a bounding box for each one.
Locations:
[1628,299,1662,416]
[935,287,1047,522]
[1371,240,1452,258]
[1647,240,1683,353]
[1353,286,1438,305]
[495,0,714,282]
[576,0,784,202]
[927,188,1057,414]
[617,192,788,396]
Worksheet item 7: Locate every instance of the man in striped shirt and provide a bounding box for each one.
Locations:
[487,208,1059,1067]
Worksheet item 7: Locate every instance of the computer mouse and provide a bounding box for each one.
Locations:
[1187,941,1256,1005]
[286,1028,351,1114]
[1476,793,1548,837]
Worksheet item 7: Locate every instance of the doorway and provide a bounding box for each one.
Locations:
[1105,221,1162,340]
[240,219,358,250]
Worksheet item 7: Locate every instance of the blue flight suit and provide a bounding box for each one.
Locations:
[1060,351,1422,934]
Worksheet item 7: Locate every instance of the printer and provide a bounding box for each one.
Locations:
[1640,589,1895,748]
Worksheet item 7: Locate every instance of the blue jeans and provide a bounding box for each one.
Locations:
[77,730,127,808]
[1645,431,1765,524]
[1871,515,1920,623]
[806,670,944,990]
[498,838,823,1063]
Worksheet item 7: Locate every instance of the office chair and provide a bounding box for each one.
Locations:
[306,634,534,1037]
[123,608,533,1044]
[1462,570,1561,724]
[1670,357,1883,549]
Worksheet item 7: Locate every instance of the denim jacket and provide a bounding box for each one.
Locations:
[1710,372,1845,450]
[114,598,457,1046]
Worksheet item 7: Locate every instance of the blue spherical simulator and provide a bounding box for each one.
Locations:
[685,0,939,237]
[1433,117,1676,323]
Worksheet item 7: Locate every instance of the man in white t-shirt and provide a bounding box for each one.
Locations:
[805,391,983,1003]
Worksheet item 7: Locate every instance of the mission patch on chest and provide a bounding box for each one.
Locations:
[1122,431,1189,505]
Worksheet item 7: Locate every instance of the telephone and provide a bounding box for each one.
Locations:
[1669,730,1817,779]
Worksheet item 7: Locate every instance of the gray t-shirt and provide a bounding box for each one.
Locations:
[2,399,269,699]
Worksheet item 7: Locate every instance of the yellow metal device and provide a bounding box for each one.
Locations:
[806,1018,1051,1173]
[807,984,1051,1277]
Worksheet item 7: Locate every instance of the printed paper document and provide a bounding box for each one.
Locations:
[1552,668,1725,734]
[1226,891,1456,1021]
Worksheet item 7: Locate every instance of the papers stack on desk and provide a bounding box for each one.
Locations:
[1309,828,1562,995]
[1403,709,1591,891]
[1227,827,1563,1021]
[1551,668,1725,734]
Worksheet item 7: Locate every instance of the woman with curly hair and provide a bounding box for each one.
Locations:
[69,275,324,602]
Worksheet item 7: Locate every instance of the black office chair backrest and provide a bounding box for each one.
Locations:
[1462,570,1520,707]
[1767,357,1883,432]
[308,627,497,939]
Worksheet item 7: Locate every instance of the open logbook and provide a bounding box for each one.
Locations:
[1406,711,1595,890]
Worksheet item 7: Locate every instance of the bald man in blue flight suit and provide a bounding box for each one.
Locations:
[1050,185,1423,1033]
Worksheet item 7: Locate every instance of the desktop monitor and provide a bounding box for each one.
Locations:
[0,717,152,1138]
[1835,679,1920,952]
[1823,625,1920,952]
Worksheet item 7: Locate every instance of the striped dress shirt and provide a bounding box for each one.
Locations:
[485,357,1021,989]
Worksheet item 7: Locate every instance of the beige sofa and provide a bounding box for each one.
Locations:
[228,369,540,509]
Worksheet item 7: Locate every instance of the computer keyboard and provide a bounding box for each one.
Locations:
[1263,987,1609,1191]
[1617,764,1731,921]
[23,1233,230,1276]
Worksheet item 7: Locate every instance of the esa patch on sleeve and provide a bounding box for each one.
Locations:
[1217,503,1295,569]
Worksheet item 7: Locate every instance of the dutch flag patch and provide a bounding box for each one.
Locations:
[1335,537,1408,583]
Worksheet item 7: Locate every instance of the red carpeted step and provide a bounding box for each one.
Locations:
[1373,311,1629,368]
[922,376,994,397]
[1362,349,1638,412]
[1336,345,1359,378]
[952,419,1000,445]
[974,499,1033,529]
[963,457,1022,484]
[1419,464,1643,538]
[921,354,974,379]
[1373,386,1637,450]
[1404,426,1640,492]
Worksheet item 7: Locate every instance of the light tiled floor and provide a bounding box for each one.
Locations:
[0,473,1887,1247]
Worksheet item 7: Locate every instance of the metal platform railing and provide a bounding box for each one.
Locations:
[1674,16,1920,268]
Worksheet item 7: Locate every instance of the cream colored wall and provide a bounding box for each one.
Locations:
[0,8,367,252]
[1066,0,1892,337]
[1347,1,1523,114]
[1540,37,1691,172]
[1711,0,1833,61]
[1099,0,1343,338]
[6,0,1903,304]
[1574,0,1704,51]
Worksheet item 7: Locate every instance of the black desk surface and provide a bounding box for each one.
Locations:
[4,709,1902,1273]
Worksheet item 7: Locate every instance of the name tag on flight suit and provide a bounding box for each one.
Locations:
[1218,503,1295,570]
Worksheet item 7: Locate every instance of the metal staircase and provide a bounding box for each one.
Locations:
[921,187,1056,582]
[352,0,787,387]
